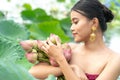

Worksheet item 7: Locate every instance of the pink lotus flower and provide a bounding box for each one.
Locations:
[62,43,72,62]
[49,57,59,67]
[20,34,72,80]
[20,36,72,65]
[20,40,37,52]
[49,34,57,45]
[25,52,38,64]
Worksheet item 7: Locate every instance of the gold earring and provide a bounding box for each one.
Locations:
[89,26,96,41]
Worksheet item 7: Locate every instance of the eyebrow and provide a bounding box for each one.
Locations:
[71,17,79,22]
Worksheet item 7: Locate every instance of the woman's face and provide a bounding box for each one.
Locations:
[70,10,93,42]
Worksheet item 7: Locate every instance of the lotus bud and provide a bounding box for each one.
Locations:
[32,40,38,49]
[25,52,38,64]
[49,34,57,45]
[20,41,32,52]
[49,57,59,67]
[20,40,38,52]
[62,43,72,61]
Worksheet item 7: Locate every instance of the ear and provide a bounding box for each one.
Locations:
[91,17,99,28]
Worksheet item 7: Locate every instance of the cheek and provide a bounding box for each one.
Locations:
[77,22,91,34]
[76,22,91,39]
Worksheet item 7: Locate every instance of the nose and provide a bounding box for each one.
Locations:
[70,24,74,32]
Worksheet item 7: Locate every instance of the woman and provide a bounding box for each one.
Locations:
[29,0,120,80]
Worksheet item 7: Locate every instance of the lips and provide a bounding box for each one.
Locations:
[72,33,77,36]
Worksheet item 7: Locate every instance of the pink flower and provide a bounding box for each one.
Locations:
[49,57,59,67]
[49,34,57,45]
[62,43,72,62]
[25,52,38,64]
[20,40,37,52]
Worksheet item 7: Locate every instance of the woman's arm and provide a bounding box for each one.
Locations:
[29,62,84,80]
[96,54,120,80]
[42,36,86,80]
[29,62,62,79]
[56,56,81,80]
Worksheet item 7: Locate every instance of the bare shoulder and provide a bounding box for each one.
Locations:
[108,51,120,73]
[110,51,120,63]
[96,51,120,80]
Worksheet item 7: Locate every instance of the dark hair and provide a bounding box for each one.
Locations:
[71,0,114,32]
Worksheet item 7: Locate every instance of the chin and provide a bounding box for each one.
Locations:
[74,38,81,43]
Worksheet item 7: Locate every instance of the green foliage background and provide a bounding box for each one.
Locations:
[0,0,120,80]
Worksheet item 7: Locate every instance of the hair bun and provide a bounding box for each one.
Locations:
[102,5,114,22]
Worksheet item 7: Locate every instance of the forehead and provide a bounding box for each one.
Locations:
[70,10,86,19]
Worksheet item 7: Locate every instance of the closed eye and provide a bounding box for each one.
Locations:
[71,18,79,24]
[71,21,78,24]
[73,21,78,24]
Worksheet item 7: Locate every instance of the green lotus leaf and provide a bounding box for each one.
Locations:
[23,3,32,10]
[0,20,29,41]
[0,36,25,62]
[29,21,70,43]
[21,8,56,23]
[0,61,36,80]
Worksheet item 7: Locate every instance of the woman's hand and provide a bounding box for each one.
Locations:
[41,35,64,61]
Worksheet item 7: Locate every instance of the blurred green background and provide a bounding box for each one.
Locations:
[0,0,120,80]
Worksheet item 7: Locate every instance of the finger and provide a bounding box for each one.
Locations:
[55,35,61,46]
[41,46,48,54]
[47,38,54,46]
[37,40,44,49]
[42,41,49,49]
